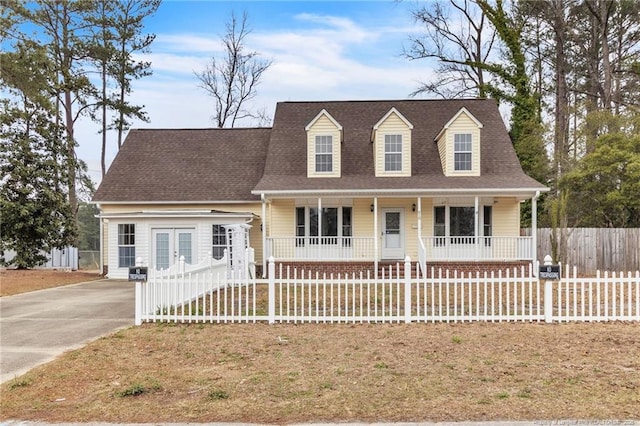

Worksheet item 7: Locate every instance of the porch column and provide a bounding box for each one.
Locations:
[417,197,422,241]
[261,193,267,277]
[474,196,479,261]
[317,197,322,243]
[373,197,378,274]
[532,191,540,267]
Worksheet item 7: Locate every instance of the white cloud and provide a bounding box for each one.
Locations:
[84,10,436,186]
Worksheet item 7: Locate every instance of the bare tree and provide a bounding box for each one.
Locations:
[195,11,272,128]
[404,0,496,98]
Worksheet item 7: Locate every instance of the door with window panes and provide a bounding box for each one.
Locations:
[152,228,195,270]
[381,209,404,259]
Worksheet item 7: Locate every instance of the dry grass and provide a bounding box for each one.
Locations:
[1,322,639,423]
[0,269,102,296]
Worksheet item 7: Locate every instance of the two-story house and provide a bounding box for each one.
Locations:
[93,99,548,278]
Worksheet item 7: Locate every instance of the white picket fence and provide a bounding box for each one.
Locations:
[135,257,640,325]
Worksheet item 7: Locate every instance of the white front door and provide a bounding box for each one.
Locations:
[152,228,195,270]
[381,209,404,259]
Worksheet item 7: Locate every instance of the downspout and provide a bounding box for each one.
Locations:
[97,203,104,276]
[261,193,267,277]
[474,196,479,261]
[374,197,378,277]
[532,190,540,271]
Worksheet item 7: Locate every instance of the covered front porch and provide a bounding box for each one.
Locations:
[260,192,542,272]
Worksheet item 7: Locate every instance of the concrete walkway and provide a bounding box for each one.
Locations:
[0,279,134,383]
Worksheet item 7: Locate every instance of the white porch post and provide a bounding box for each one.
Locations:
[532,191,540,267]
[474,196,479,261]
[317,197,322,244]
[373,197,378,274]
[417,197,422,241]
[261,193,267,277]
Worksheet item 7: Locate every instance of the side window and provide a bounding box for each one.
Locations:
[384,134,402,172]
[212,225,226,260]
[434,206,445,246]
[483,205,492,246]
[118,224,135,267]
[315,135,333,172]
[454,133,472,171]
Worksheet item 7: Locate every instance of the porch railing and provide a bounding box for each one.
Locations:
[419,236,533,262]
[265,237,375,261]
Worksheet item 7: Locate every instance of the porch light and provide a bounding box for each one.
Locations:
[412,203,416,212]
[370,204,374,212]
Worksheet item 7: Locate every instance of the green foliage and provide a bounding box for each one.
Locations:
[77,202,100,250]
[0,42,76,268]
[561,132,640,227]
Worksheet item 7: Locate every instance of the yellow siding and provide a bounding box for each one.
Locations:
[492,198,520,237]
[307,115,341,178]
[268,200,295,237]
[443,111,481,176]
[420,198,434,237]
[374,112,412,177]
[436,137,447,174]
[352,199,373,237]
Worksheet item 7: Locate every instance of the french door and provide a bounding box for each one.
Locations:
[152,228,195,270]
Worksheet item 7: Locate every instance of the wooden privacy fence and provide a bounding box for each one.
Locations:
[135,257,640,325]
[526,228,640,274]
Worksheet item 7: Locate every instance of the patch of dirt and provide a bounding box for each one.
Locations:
[1,322,639,423]
[0,269,102,296]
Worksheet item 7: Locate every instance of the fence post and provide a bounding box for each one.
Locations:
[268,256,276,324]
[544,254,554,323]
[134,257,143,326]
[404,256,412,324]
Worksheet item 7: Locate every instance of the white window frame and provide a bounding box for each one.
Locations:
[117,223,136,267]
[315,135,333,173]
[295,206,352,246]
[384,134,402,172]
[454,133,473,171]
[212,224,226,260]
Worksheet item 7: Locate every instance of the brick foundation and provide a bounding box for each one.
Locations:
[266,261,532,278]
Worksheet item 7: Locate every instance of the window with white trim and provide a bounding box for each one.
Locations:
[118,224,135,267]
[212,225,226,260]
[384,134,402,172]
[315,135,333,172]
[433,205,492,245]
[295,206,352,246]
[454,133,472,171]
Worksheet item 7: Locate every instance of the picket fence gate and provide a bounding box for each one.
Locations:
[134,257,640,325]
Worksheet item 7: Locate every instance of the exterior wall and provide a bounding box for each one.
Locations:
[439,111,482,177]
[492,197,520,237]
[98,202,262,279]
[373,112,412,177]
[306,114,341,178]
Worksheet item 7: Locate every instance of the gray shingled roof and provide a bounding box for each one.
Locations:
[253,99,547,194]
[93,128,271,202]
[94,99,547,203]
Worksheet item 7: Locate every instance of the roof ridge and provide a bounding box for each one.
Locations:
[277,98,491,104]
[129,127,272,131]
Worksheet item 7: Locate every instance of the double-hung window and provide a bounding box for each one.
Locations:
[315,135,333,173]
[434,206,490,245]
[118,224,135,267]
[384,134,402,172]
[454,133,472,171]
[296,206,352,246]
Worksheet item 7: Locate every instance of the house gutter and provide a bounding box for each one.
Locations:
[532,190,541,269]
[253,187,550,197]
[261,193,267,277]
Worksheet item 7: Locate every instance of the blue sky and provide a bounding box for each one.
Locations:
[74,1,436,184]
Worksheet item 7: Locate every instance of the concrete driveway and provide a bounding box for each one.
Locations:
[0,279,134,383]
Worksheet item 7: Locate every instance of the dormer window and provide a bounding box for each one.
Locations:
[434,107,483,177]
[454,133,472,171]
[384,135,402,172]
[315,135,333,173]
[305,109,342,178]
[372,107,413,177]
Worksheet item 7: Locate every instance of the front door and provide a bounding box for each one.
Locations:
[152,228,195,270]
[381,209,404,259]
